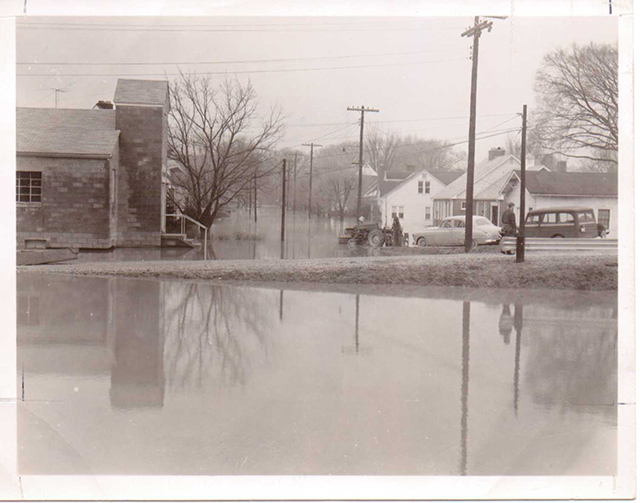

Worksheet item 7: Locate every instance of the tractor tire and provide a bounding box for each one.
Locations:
[368,229,384,248]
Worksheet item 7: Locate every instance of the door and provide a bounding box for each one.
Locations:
[491,203,499,226]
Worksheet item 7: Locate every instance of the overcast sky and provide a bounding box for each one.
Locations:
[15,15,618,165]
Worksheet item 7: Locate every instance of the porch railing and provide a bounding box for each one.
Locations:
[166,213,209,260]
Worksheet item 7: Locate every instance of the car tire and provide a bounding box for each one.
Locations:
[417,237,427,247]
[551,234,565,238]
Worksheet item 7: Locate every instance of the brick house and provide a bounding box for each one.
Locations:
[16,79,170,250]
[432,147,521,226]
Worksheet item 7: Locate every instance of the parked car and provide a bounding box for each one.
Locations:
[523,207,599,238]
[412,215,502,247]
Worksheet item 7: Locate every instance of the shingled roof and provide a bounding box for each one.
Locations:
[525,171,618,197]
[114,79,169,106]
[17,108,119,158]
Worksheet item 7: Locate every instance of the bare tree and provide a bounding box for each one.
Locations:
[393,135,466,172]
[325,175,356,222]
[365,127,400,174]
[534,42,618,169]
[167,72,285,231]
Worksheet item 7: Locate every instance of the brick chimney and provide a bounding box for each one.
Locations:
[488,147,505,161]
[94,100,114,110]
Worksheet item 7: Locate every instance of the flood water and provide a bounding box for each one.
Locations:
[17,273,617,476]
[78,207,362,262]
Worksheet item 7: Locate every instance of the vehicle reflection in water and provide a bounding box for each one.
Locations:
[17,274,617,476]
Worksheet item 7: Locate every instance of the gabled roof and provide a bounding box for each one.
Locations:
[114,79,169,107]
[378,179,404,197]
[435,154,520,200]
[427,169,465,186]
[525,171,618,197]
[379,167,464,199]
[17,107,119,158]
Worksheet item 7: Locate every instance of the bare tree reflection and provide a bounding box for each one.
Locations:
[522,304,617,414]
[163,283,276,390]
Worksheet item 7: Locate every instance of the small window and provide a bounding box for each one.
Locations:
[441,220,453,229]
[460,201,466,210]
[578,211,595,222]
[398,206,404,219]
[526,214,540,225]
[391,205,397,219]
[16,171,42,203]
[424,181,430,194]
[598,209,611,229]
[418,181,424,194]
[454,220,465,228]
[424,206,431,220]
[541,213,557,224]
[558,212,575,223]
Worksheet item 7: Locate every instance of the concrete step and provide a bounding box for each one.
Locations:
[161,233,197,249]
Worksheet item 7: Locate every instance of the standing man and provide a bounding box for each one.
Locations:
[501,202,517,236]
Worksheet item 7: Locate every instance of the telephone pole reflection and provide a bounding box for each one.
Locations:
[513,302,524,415]
[460,300,470,476]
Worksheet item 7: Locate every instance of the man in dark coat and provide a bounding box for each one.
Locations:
[501,202,517,236]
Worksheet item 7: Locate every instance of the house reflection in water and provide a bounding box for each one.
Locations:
[17,275,166,410]
[110,280,165,409]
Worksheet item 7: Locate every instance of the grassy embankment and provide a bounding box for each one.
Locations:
[19,247,618,291]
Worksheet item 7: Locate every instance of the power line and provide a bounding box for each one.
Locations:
[16,19,466,29]
[17,46,468,66]
[17,23,466,33]
[17,56,469,78]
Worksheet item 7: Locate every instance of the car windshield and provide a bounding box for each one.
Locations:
[475,217,493,226]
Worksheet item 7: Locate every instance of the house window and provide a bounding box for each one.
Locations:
[424,181,430,194]
[418,181,424,194]
[16,171,42,203]
[425,206,431,220]
[461,201,466,210]
[391,205,397,218]
[598,209,611,229]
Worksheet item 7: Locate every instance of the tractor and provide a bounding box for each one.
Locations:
[339,223,393,248]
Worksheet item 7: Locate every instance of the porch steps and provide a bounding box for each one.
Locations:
[161,233,198,248]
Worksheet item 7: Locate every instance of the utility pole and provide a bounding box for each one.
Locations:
[280,159,287,259]
[293,152,298,214]
[348,106,379,220]
[461,17,495,253]
[253,172,257,223]
[516,104,527,263]
[303,143,321,219]
[52,88,66,109]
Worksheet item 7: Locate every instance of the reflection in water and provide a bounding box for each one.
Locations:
[460,300,470,476]
[498,304,513,345]
[17,275,617,476]
[513,303,523,415]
